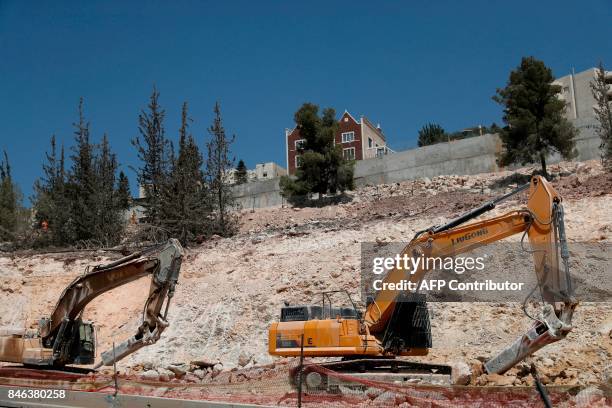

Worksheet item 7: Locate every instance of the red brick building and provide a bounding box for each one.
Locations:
[285,111,390,175]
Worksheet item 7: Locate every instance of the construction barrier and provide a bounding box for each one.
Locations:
[0,363,607,407]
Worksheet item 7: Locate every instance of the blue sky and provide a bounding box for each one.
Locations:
[1,1,611,200]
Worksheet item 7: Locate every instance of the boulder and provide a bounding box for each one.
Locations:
[157,371,171,382]
[191,369,206,381]
[573,386,605,407]
[450,361,471,385]
[167,364,187,378]
[485,373,517,386]
[140,370,159,381]
[238,352,252,367]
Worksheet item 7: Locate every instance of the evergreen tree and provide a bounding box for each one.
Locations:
[590,61,612,169]
[69,97,98,242]
[279,103,354,203]
[0,151,22,241]
[417,123,447,147]
[32,135,73,245]
[205,102,237,236]
[33,102,125,247]
[494,57,577,178]
[132,86,171,226]
[235,159,248,184]
[93,134,124,245]
[116,171,131,210]
[163,102,210,243]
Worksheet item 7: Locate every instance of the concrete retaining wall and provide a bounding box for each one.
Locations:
[233,130,602,209]
[231,178,284,210]
[354,134,502,186]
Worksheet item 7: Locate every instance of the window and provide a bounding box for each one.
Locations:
[263,172,268,178]
[341,131,355,143]
[295,139,306,150]
[368,137,373,148]
[343,147,355,161]
[295,155,303,168]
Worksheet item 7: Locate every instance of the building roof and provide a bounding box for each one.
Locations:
[286,109,386,142]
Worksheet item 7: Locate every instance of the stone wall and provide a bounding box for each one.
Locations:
[353,133,501,186]
[233,130,602,209]
[231,178,284,210]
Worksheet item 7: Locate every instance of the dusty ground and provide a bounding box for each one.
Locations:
[0,160,610,392]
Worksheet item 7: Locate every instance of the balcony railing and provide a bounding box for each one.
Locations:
[363,146,395,160]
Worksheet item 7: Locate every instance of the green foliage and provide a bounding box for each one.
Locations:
[132,86,172,225]
[235,159,248,184]
[116,171,131,210]
[32,136,73,245]
[206,102,238,236]
[280,103,354,204]
[0,151,23,241]
[131,94,238,242]
[161,102,211,244]
[494,56,577,177]
[590,61,612,169]
[68,97,98,242]
[417,123,447,147]
[31,100,126,247]
[92,134,123,244]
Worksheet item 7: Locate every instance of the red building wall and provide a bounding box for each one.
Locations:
[286,128,303,175]
[286,112,364,175]
[335,112,363,161]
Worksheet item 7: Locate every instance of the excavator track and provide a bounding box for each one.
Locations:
[294,358,453,390]
[0,365,89,382]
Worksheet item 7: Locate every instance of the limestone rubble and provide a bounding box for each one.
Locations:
[0,160,610,390]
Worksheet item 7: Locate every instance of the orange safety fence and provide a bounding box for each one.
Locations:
[0,362,608,407]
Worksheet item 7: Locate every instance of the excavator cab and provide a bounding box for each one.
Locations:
[71,320,95,365]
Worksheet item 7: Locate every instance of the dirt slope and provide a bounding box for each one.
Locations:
[0,160,610,389]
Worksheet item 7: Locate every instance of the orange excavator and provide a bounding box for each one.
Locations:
[269,176,577,382]
[0,239,183,369]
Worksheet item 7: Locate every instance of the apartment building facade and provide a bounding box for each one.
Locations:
[225,161,287,184]
[554,67,612,120]
[285,111,390,175]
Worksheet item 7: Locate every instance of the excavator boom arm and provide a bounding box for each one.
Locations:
[363,176,576,373]
[364,210,531,330]
[33,239,184,367]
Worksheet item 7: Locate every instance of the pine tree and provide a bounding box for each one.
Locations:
[69,97,98,242]
[279,103,354,203]
[235,160,248,184]
[33,135,73,245]
[494,57,578,178]
[206,102,237,236]
[132,86,171,226]
[93,134,124,245]
[417,123,447,147]
[590,61,612,169]
[0,151,22,241]
[163,102,210,243]
[33,101,125,247]
[116,171,131,210]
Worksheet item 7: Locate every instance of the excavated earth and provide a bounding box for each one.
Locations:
[0,161,610,404]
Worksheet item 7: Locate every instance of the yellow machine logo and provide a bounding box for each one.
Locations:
[451,228,488,246]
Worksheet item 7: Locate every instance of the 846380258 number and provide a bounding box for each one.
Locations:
[8,388,66,399]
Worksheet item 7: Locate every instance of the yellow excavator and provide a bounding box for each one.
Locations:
[0,239,183,369]
[269,176,577,382]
